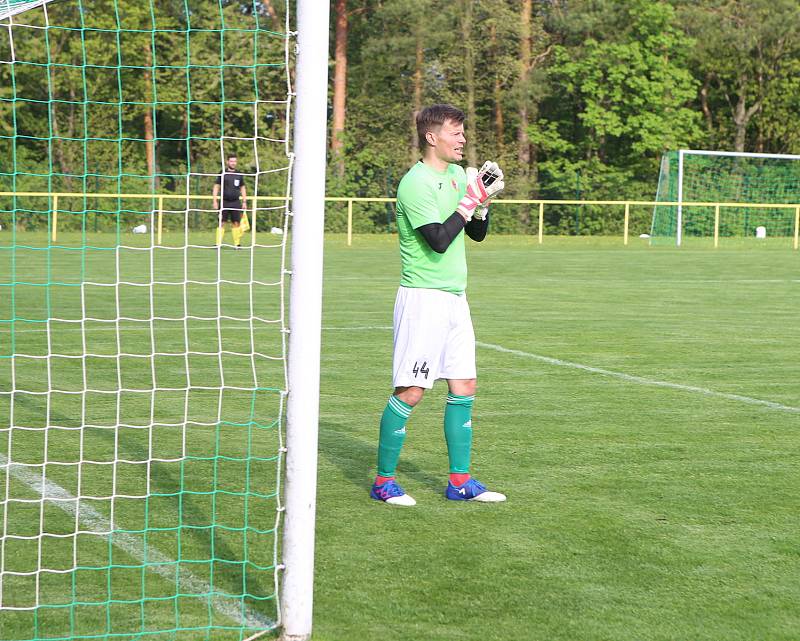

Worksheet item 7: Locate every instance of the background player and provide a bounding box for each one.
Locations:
[370,104,507,506]
[213,154,247,248]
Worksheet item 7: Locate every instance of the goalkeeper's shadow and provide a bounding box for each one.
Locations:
[318,419,441,493]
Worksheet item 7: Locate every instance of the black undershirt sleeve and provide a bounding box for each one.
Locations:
[417,210,491,252]
[465,212,489,242]
[417,213,466,253]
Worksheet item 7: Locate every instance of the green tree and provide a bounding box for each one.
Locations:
[539,1,700,204]
[679,0,800,152]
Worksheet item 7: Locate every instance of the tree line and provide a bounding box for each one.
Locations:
[327,0,800,232]
[2,1,799,233]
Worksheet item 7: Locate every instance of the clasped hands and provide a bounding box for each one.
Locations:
[456,161,505,222]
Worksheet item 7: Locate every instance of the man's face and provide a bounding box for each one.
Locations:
[227,156,238,170]
[428,119,466,163]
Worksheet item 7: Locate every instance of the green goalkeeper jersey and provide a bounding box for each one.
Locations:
[395,161,468,294]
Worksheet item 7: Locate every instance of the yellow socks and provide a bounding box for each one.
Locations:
[215,226,244,248]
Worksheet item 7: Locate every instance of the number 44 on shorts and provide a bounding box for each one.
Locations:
[412,361,430,379]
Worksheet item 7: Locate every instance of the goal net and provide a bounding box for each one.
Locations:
[1,1,295,639]
[651,150,800,246]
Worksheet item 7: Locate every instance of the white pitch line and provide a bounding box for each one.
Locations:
[477,341,800,414]
[534,278,798,285]
[0,455,274,629]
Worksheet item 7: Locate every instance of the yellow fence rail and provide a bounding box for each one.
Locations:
[1,192,798,250]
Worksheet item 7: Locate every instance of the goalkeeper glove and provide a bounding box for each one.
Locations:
[472,161,505,220]
[478,160,504,192]
[456,163,506,221]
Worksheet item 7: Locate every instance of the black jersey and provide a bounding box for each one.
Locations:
[215,170,245,201]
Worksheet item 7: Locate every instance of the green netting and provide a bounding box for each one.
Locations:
[1,2,292,639]
[651,151,800,246]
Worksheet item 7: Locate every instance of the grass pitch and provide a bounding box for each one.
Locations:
[2,231,799,640]
[314,234,799,641]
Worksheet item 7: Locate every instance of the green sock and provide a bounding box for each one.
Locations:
[444,393,474,474]
[376,396,413,478]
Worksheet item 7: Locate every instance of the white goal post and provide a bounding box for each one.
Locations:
[280,1,331,641]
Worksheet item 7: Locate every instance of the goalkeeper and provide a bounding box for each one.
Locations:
[370,104,506,506]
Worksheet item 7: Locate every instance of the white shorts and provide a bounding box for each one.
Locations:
[392,286,476,389]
